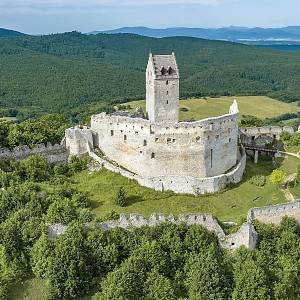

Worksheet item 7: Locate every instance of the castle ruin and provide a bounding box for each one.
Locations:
[65,53,246,195]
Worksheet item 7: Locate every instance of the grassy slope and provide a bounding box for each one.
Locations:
[127,96,299,121]
[74,158,286,223]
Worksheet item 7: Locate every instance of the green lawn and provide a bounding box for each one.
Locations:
[127,96,299,121]
[72,157,290,223]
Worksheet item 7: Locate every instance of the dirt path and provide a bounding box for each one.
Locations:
[281,173,297,202]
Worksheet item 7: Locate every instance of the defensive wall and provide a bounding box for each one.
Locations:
[90,107,239,179]
[0,143,68,164]
[48,200,300,251]
[47,213,258,251]
[247,200,300,224]
[87,141,246,195]
[240,125,298,145]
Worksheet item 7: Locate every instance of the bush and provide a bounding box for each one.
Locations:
[249,175,266,187]
[180,107,189,112]
[115,187,126,207]
[270,170,286,186]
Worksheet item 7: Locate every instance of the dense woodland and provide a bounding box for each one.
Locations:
[1,152,300,300]
[1,31,300,121]
[0,114,69,148]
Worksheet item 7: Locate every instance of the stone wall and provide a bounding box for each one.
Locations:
[247,200,300,224]
[240,126,297,145]
[88,143,246,195]
[91,107,239,179]
[0,143,68,164]
[65,126,94,156]
[47,213,257,251]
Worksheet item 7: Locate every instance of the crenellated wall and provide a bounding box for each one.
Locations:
[0,143,68,164]
[91,109,239,179]
[47,213,257,251]
[247,200,300,224]
[240,126,297,144]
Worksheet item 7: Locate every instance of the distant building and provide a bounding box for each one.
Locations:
[65,53,246,195]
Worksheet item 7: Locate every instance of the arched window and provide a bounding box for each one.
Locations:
[110,130,114,136]
[143,140,147,146]
[124,135,127,141]
[166,80,169,85]
[151,153,155,159]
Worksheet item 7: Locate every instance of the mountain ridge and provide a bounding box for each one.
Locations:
[89,26,300,42]
[0,28,26,37]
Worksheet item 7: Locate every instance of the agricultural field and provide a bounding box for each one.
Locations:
[126,96,299,121]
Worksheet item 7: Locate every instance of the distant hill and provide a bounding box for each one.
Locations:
[91,26,300,43]
[1,31,300,121]
[0,28,25,37]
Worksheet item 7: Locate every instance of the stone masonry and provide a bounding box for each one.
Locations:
[48,213,258,251]
[65,53,245,195]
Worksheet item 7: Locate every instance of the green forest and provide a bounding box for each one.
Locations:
[1,31,300,121]
[1,152,300,300]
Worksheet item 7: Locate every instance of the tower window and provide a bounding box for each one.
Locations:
[166,80,169,85]
[143,140,147,146]
[166,91,169,95]
[210,149,213,168]
[124,135,127,142]
[166,100,169,104]
[151,153,155,159]
[110,130,114,136]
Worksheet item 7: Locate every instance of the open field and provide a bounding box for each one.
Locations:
[126,96,299,121]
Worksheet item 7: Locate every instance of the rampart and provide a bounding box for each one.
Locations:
[90,108,239,179]
[0,143,68,164]
[87,143,246,195]
[47,213,257,251]
[240,126,297,144]
[247,200,300,224]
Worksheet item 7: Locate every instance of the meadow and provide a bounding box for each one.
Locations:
[127,96,299,121]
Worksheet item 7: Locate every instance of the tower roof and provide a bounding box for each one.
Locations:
[149,53,179,79]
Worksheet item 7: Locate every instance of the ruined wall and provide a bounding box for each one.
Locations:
[87,141,245,195]
[220,223,258,251]
[65,126,94,156]
[240,126,296,143]
[91,109,239,179]
[247,201,300,224]
[47,213,257,251]
[0,143,68,164]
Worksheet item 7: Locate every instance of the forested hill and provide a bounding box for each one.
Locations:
[1,31,300,120]
[0,28,25,37]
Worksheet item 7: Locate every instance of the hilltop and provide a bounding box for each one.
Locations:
[0,28,25,37]
[1,31,300,120]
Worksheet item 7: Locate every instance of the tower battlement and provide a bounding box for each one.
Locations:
[146,53,179,123]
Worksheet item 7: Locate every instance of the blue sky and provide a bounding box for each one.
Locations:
[0,0,299,34]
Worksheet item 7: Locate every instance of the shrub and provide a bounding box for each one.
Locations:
[270,170,286,186]
[180,107,189,112]
[115,187,126,207]
[249,175,266,187]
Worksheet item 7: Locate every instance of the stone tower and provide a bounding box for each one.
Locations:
[146,53,179,123]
